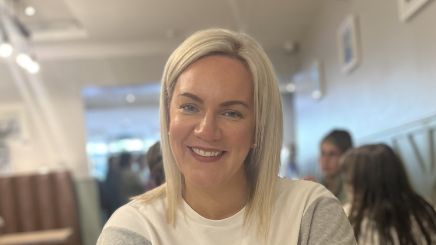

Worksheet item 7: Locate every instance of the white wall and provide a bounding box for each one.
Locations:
[0,54,168,179]
[281,93,295,146]
[294,0,436,176]
[0,58,90,179]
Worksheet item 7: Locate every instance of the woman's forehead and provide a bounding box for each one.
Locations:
[174,56,254,104]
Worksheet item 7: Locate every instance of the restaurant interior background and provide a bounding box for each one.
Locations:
[0,0,435,244]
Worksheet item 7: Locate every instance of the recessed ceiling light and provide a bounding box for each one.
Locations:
[126,94,135,103]
[286,83,296,93]
[25,6,36,16]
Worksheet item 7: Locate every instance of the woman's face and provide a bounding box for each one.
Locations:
[168,55,255,189]
[319,141,342,178]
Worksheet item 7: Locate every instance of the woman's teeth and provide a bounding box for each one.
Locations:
[190,147,223,157]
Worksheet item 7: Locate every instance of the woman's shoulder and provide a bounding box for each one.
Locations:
[277,178,335,202]
[97,198,166,245]
[276,178,341,216]
[273,178,356,244]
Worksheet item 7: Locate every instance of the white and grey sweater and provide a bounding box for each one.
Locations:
[98,178,356,245]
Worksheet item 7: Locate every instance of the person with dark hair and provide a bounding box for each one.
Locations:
[146,141,165,190]
[101,156,122,218]
[118,152,145,204]
[319,129,353,204]
[341,144,436,245]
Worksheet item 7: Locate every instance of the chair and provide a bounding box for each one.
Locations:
[0,171,82,244]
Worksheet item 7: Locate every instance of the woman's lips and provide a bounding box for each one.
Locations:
[188,146,226,162]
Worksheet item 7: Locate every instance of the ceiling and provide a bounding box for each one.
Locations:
[2,0,319,109]
[13,0,321,61]
[21,0,321,43]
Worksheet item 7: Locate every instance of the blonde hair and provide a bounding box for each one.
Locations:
[135,29,283,240]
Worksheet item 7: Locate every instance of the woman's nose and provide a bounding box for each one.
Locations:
[194,113,221,141]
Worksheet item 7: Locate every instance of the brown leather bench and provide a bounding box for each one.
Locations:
[0,171,82,244]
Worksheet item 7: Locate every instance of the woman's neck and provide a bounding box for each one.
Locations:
[183,173,249,220]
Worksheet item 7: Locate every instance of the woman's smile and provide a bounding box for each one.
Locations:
[187,146,227,162]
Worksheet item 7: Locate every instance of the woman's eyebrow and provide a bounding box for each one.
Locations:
[177,92,248,108]
[178,92,203,103]
[219,101,248,108]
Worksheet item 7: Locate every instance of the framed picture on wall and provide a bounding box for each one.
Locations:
[397,0,430,22]
[337,15,360,75]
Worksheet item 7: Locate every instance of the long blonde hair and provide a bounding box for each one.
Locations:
[135,29,283,239]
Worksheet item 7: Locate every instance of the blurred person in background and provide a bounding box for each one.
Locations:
[100,156,123,220]
[98,29,356,245]
[341,144,436,245]
[118,152,145,204]
[145,141,165,191]
[136,154,151,185]
[318,129,353,204]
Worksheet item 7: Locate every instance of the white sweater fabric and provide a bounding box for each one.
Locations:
[98,178,356,245]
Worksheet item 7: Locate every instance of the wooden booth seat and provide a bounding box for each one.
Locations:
[0,171,81,244]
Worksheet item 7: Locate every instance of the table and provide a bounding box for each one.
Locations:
[0,228,73,245]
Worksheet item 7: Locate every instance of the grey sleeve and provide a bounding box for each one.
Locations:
[298,197,357,245]
[97,227,152,245]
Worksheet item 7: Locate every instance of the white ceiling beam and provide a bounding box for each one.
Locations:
[34,40,179,60]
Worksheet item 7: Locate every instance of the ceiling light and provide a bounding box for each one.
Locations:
[16,53,32,68]
[25,7,36,16]
[16,53,40,74]
[126,94,135,103]
[286,83,296,93]
[0,43,13,58]
[27,61,40,74]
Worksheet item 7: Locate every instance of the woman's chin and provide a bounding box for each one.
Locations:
[185,172,226,189]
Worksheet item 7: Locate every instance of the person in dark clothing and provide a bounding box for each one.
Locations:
[145,141,165,191]
[99,156,123,223]
[118,152,145,204]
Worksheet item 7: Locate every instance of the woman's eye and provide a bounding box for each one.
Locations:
[224,111,242,118]
[180,104,197,112]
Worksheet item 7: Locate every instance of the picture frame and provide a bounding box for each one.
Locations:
[289,59,324,100]
[397,0,430,22]
[337,15,360,75]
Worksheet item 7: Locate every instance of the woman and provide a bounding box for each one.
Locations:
[341,144,436,245]
[97,29,356,244]
[319,130,353,204]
